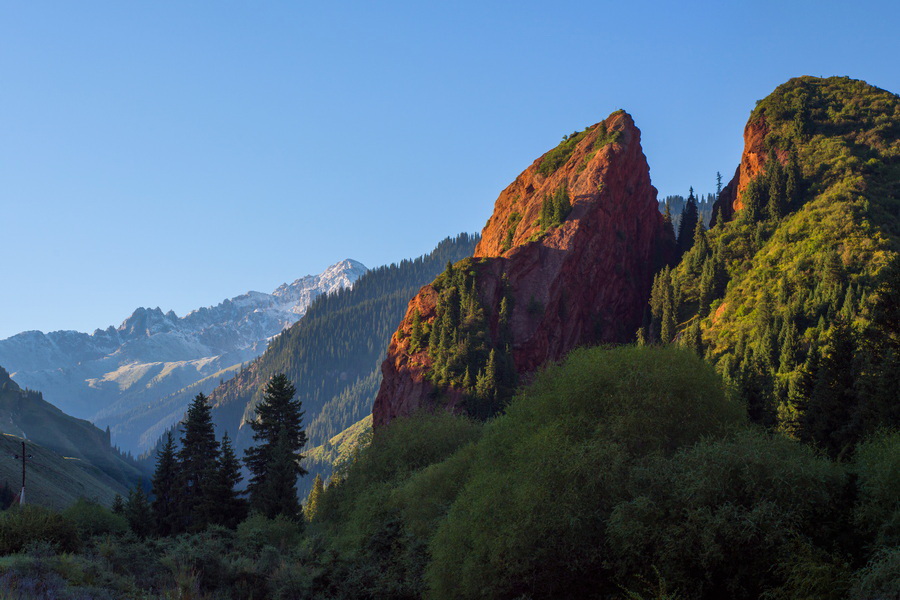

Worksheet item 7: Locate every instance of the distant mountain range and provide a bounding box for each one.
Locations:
[0,259,367,453]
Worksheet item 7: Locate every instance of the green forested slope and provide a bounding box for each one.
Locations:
[647,76,900,455]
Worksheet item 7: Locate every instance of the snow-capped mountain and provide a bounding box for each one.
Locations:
[0,259,367,451]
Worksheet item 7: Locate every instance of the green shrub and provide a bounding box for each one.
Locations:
[62,499,127,539]
[236,513,303,554]
[313,412,482,599]
[852,430,900,549]
[160,526,239,595]
[849,547,900,600]
[393,442,479,539]
[606,431,848,599]
[426,345,745,599]
[0,505,80,554]
[536,128,590,176]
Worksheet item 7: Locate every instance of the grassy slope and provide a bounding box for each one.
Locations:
[0,367,143,497]
[0,433,132,510]
[303,414,372,495]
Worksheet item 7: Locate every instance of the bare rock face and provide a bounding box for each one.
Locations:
[373,111,674,428]
[712,116,787,224]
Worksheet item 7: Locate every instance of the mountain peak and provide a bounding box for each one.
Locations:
[475,110,640,257]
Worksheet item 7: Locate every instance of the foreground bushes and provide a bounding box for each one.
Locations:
[427,345,747,598]
[314,345,900,600]
[0,505,80,555]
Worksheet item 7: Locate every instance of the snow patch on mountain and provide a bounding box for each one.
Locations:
[0,258,367,448]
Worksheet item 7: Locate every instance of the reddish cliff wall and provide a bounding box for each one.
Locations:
[712,116,788,224]
[373,111,674,428]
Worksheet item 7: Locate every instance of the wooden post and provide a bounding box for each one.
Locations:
[20,441,26,506]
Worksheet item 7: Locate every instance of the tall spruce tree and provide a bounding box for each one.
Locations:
[257,426,304,520]
[801,320,859,457]
[215,432,247,528]
[304,474,325,522]
[677,188,700,257]
[125,484,153,538]
[151,431,180,536]
[177,392,221,531]
[244,374,307,518]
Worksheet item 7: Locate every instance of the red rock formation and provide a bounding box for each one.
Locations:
[712,116,789,224]
[373,111,674,428]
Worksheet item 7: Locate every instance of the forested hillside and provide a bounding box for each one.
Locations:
[646,76,900,456]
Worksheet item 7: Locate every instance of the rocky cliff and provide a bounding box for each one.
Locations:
[374,111,674,428]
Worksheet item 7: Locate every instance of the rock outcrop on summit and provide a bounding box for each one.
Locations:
[373,111,674,428]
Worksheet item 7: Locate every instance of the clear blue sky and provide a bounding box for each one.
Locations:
[2,1,898,339]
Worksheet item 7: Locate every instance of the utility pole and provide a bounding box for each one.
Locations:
[13,441,34,506]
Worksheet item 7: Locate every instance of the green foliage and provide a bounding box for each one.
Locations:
[313,413,482,599]
[654,77,900,449]
[427,346,745,599]
[177,393,221,531]
[124,484,152,538]
[537,127,591,176]
[215,432,248,529]
[538,183,572,231]
[424,259,517,417]
[607,431,847,599]
[62,499,127,539]
[500,210,523,252]
[676,188,700,256]
[303,474,325,522]
[851,431,900,549]
[849,547,900,600]
[151,430,179,536]
[0,505,80,554]
[244,374,306,519]
[236,513,303,553]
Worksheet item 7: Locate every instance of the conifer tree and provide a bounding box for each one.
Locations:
[689,218,709,273]
[677,188,700,257]
[801,321,859,457]
[661,298,676,344]
[698,257,715,317]
[409,309,424,353]
[244,374,307,518]
[766,158,787,220]
[662,202,676,239]
[151,431,180,536]
[111,494,125,515]
[304,474,325,522]
[125,485,153,538]
[215,432,248,528]
[257,427,304,521]
[177,392,221,531]
[742,179,765,223]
